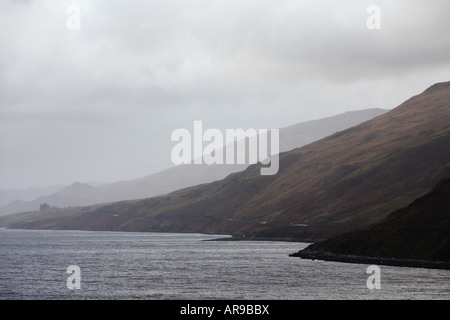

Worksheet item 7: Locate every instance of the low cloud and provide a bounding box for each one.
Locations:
[1,0,449,188]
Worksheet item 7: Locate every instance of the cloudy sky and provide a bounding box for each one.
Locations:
[1,0,449,189]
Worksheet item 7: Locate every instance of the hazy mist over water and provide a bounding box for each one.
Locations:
[0,229,449,300]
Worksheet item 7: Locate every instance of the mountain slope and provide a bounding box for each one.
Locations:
[0,108,388,215]
[0,182,97,216]
[0,185,63,209]
[6,82,450,241]
[292,177,450,265]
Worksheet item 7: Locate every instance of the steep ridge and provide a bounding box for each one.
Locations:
[291,177,450,267]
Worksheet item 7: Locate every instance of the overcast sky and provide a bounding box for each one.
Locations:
[1,0,449,189]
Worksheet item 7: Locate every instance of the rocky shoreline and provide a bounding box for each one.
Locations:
[290,249,450,270]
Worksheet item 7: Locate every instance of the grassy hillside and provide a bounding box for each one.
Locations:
[297,177,450,262]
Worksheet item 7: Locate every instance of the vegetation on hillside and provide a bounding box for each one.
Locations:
[302,177,450,262]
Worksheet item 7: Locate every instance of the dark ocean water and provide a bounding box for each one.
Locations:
[0,228,449,300]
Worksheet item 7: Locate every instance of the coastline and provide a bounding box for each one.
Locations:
[0,227,310,242]
[205,236,311,243]
[3,227,450,270]
[290,249,450,270]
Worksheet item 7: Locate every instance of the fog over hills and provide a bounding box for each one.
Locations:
[5,82,449,244]
[0,185,63,208]
[0,108,387,216]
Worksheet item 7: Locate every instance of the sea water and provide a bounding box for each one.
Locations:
[0,229,449,300]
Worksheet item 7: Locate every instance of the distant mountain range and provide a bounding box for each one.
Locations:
[3,81,449,248]
[0,108,387,216]
[0,185,63,208]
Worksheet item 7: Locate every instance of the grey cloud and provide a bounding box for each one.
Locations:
[0,0,449,188]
